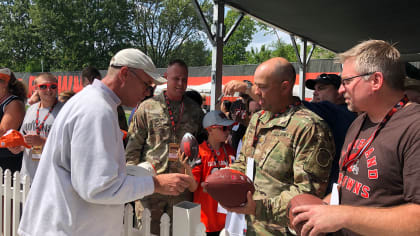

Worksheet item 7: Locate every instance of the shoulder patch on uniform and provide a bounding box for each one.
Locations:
[316,148,332,167]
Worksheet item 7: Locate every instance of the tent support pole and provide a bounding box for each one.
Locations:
[223,13,244,44]
[209,1,225,110]
[191,0,225,110]
[290,35,316,100]
[192,0,214,45]
[192,0,244,110]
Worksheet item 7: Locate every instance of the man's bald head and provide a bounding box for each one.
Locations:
[253,57,296,113]
[256,57,296,86]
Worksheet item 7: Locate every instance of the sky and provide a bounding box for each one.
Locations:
[204,25,292,51]
[247,28,291,51]
[222,7,292,52]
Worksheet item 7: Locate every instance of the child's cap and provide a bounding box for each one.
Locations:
[203,110,235,128]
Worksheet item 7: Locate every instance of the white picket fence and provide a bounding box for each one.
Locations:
[1,169,206,236]
[0,169,30,236]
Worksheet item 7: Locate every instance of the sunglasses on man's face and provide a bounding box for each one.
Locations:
[37,83,58,90]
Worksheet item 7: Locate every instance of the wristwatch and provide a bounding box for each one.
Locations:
[243,80,253,94]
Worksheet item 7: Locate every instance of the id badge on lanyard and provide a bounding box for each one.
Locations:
[31,146,43,160]
[168,142,179,161]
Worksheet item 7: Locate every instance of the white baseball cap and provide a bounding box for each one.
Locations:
[109,48,166,85]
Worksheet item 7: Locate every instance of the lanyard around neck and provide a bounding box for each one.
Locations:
[341,95,409,171]
[206,141,228,168]
[164,91,184,136]
[36,100,57,135]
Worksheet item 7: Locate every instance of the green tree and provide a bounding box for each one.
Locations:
[272,42,336,62]
[311,46,336,59]
[245,45,272,64]
[0,0,213,71]
[170,40,211,67]
[223,10,257,65]
[132,0,212,67]
[271,40,298,62]
[249,28,336,63]
[0,0,40,72]
[30,0,135,71]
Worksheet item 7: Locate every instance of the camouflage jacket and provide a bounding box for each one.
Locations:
[230,101,334,235]
[125,92,204,174]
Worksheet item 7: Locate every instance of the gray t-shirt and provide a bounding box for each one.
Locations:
[20,101,63,182]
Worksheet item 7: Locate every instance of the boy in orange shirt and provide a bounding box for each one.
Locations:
[181,110,236,235]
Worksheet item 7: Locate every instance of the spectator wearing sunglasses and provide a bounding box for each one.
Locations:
[8,72,63,183]
[0,68,27,173]
[180,110,236,235]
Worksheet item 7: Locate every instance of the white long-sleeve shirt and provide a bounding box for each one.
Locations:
[18,80,154,236]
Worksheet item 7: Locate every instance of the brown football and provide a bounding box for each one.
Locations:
[203,169,255,208]
[287,193,325,235]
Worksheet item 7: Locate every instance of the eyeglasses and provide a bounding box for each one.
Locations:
[209,125,231,131]
[341,72,375,86]
[37,83,58,90]
[129,69,152,89]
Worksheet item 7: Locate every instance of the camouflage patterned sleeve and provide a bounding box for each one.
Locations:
[229,146,247,174]
[254,119,334,226]
[125,105,148,166]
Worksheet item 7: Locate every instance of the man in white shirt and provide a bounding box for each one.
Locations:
[18,48,194,236]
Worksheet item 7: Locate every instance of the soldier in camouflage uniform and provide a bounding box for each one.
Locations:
[125,59,204,234]
[226,57,335,235]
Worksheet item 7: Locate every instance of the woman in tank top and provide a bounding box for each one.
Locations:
[0,68,27,173]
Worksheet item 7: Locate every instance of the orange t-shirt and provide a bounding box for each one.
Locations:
[192,141,235,232]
